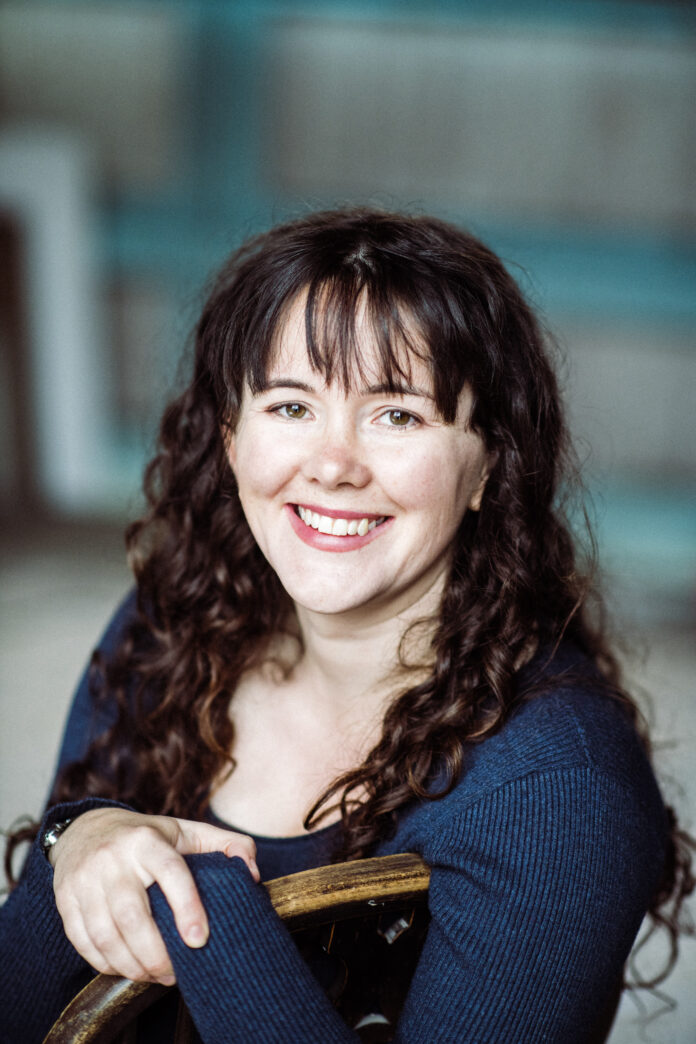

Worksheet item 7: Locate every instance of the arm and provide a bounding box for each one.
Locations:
[0,802,260,1043]
[147,765,664,1044]
[149,854,358,1044]
[395,766,665,1043]
[0,799,123,1043]
[1,590,258,1042]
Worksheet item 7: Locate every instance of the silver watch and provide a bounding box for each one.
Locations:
[41,818,73,857]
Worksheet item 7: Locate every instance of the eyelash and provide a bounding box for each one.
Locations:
[377,408,420,429]
[271,403,310,420]
[268,403,421,428]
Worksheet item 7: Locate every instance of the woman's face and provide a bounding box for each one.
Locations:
[226,297,494,622]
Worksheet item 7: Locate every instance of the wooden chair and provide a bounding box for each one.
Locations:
[42,853,431,1044]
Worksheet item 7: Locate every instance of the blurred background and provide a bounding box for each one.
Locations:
[0,1,694,1039]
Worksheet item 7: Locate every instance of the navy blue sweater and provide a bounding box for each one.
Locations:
[1,593,667,1042]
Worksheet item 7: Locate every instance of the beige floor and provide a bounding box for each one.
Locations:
[1,521,694,1041]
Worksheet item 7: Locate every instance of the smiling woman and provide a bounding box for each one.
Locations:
[2,207,692,1044]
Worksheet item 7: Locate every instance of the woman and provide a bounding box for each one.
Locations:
[2,208,690,1042]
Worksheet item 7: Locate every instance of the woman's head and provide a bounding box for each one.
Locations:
[137,203,590,694]
[225,288,493,620]
[189,208,567,595]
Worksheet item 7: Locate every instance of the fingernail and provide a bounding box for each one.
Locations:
[160,974,176,987]
[186,923,207,947]
[250,859,259,879]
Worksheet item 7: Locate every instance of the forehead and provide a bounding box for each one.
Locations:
[263,289,434,393]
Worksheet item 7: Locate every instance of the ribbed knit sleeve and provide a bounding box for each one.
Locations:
[149,853,357,1043]
[0,798,127,1043]
[395,766,664,1043]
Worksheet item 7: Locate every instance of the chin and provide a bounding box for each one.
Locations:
[280,577,382,616]
[291,592,375,616]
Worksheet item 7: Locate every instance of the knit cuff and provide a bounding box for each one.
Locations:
[149,852,357,1044]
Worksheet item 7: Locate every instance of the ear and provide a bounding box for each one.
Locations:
[468,450,498,512]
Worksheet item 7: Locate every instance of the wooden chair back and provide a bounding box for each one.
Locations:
[42,853,431,1044]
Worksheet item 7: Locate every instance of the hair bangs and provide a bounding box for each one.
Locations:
[307,275,431,394]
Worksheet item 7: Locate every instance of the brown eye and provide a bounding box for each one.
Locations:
[386,409,415,427]
[279,403,307,419]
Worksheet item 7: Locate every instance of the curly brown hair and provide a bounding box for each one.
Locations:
[8,207,693,986]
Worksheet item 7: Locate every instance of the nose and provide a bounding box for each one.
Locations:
[302,423,371,490]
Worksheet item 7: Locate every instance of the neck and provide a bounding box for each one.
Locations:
[291,575,445,725]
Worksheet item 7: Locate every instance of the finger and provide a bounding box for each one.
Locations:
[56,891,122,977]
[138,845,211,949]
[173,819,260,882]
[222,835,260,882]
[58,879,176,986]
[79,885,155,983]
[107,886,177,985]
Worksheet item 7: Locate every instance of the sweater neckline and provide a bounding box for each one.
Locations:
[206,804,342,846]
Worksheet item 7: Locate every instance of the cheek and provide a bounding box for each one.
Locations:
[231,429,298,502]
[386,442,482,513]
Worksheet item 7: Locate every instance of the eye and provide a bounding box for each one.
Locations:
[273,403,308,420]
[379,408,419,428]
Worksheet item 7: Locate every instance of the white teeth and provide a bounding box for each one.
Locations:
[295,506,385,538]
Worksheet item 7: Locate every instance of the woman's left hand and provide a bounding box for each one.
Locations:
[49,807,260,985]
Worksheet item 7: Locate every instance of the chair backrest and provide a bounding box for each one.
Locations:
[42,852,431,1044]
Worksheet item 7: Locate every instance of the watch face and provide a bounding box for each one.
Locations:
[43,819,72,850]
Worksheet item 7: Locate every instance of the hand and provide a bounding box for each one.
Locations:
[50,807,259,986]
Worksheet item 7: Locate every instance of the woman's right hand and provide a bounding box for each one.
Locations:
[49,807,259,986]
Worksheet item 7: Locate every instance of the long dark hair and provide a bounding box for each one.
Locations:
[7,207,693,985]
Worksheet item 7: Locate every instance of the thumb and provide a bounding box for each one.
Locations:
[172,818,260,881]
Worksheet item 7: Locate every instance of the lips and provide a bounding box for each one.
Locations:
[295,505,387,537]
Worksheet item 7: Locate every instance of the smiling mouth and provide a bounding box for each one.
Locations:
[294,505,389,537]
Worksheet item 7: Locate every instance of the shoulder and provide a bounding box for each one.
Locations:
[389,644,667,879]
[457,641,658,799]
[465,649,649,791]
[86,586,156,671]
[53,588,145,770]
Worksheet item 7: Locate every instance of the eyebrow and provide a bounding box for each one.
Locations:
[258,378,314,393]
[365,381,434,399]
[257,377,434,399]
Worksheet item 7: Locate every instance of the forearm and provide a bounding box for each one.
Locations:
[149,852,358,1044]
